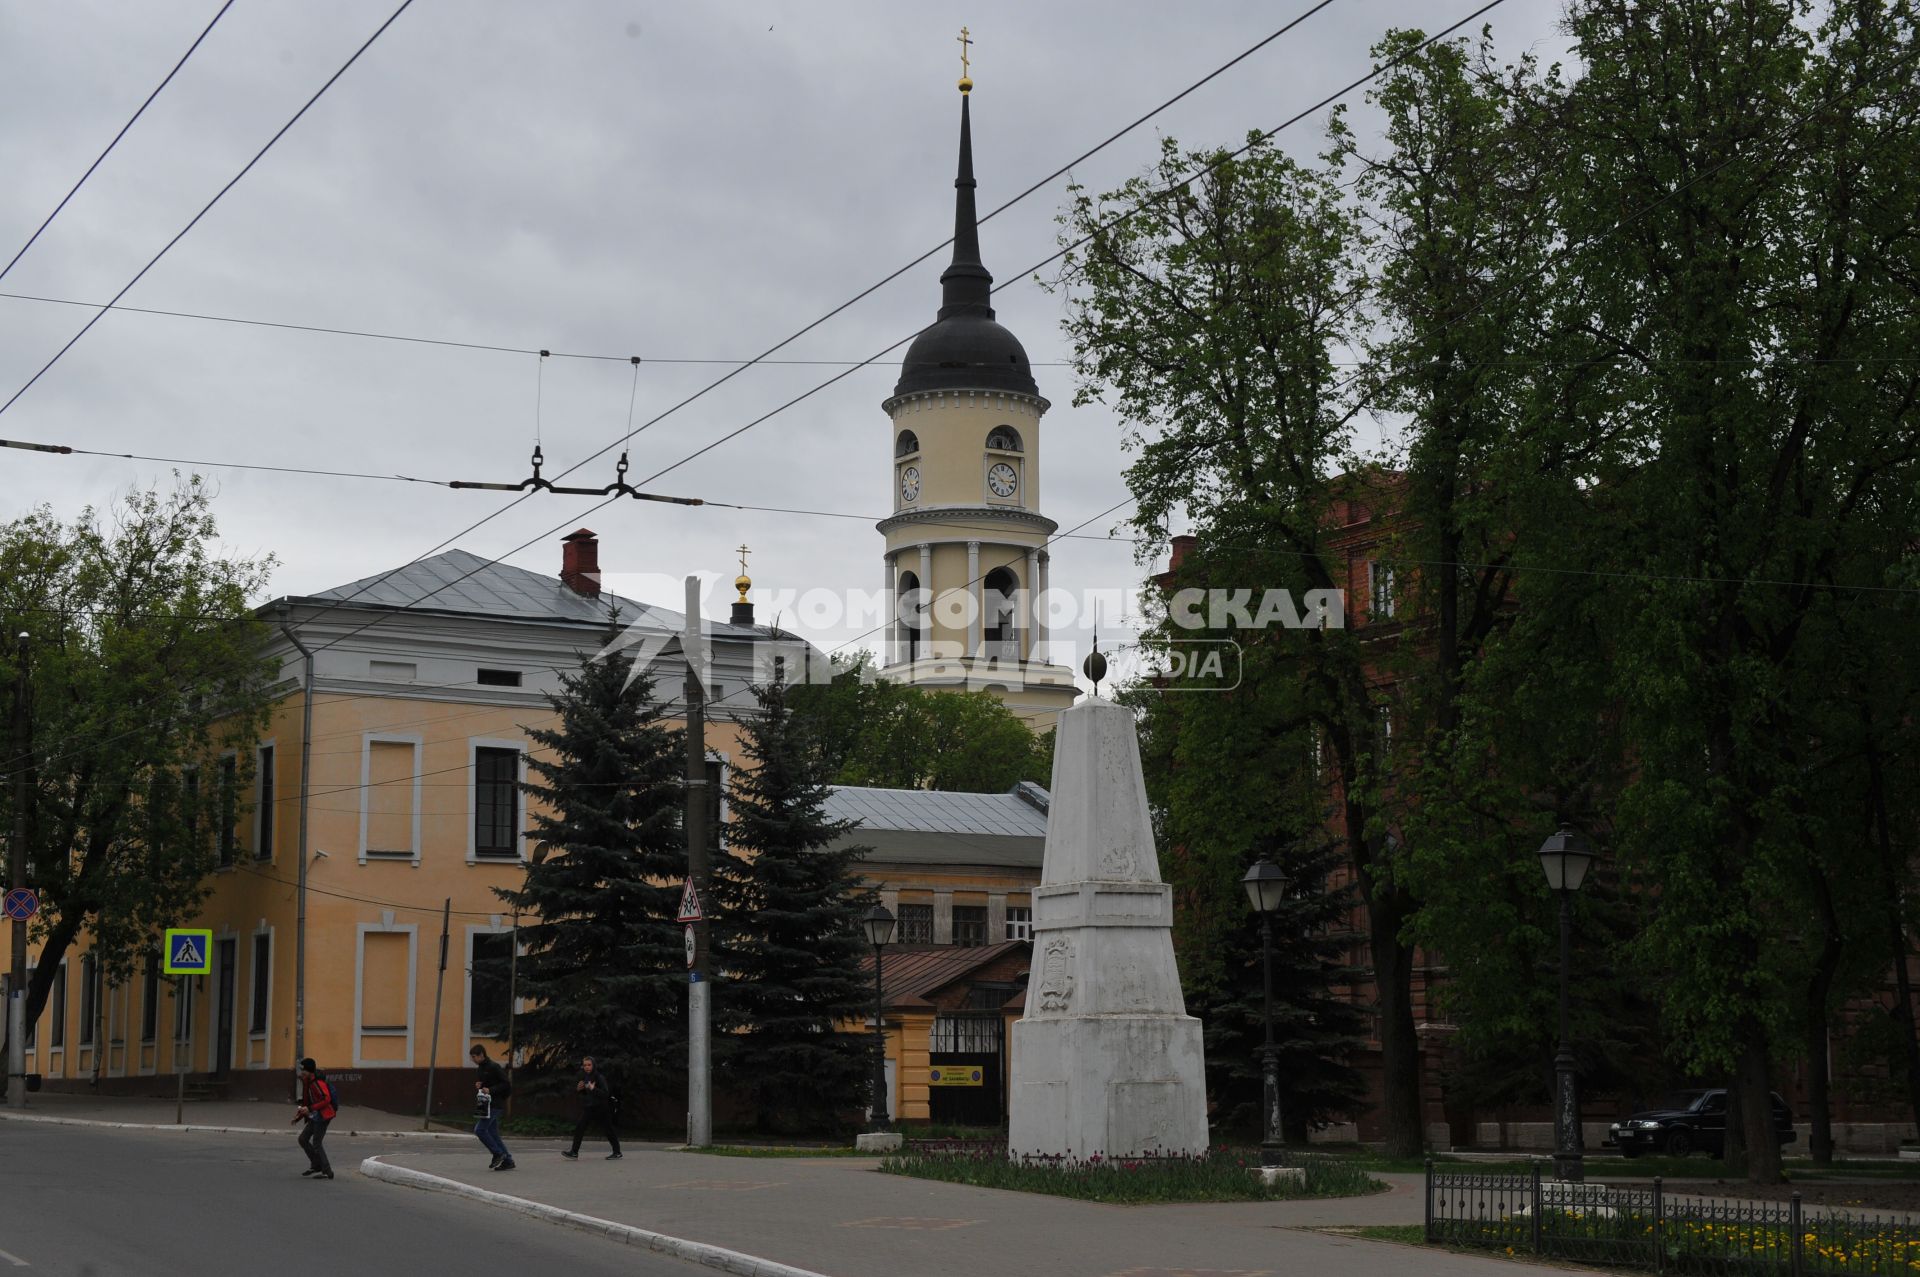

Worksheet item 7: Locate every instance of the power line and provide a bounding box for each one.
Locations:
[0,0,418,420]
[0,1,237,284]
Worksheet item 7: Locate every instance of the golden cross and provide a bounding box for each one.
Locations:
[737,543,751,576]
[957,26,971,79]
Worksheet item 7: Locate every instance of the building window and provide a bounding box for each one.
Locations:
[895,429,920,457]
[250,933,271,1035]
[256,744,275,860]
[79,954,98,1046]
[476,668,522,688]
[473,747,521,859]
[50,963,67,1049]
[953,906,989,947]
[1004,907,1032,942]
[141,960,159,1043]
[364,736,420,859]
[469,932,514,1040]
[1368,561,1396,621]
[218,755,238,867]
[898,904,934,945]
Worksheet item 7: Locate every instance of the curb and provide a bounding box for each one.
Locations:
[360,1154,829,1277]
[0,1111,474,1140]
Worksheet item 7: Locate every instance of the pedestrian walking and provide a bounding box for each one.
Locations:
[469,1044,515,1171]
[560,1055,621,1160]
[293,1058,337,1180]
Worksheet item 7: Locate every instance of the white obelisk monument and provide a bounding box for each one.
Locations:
[1008,694,1208,1160]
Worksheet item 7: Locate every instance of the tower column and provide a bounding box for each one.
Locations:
[1036,549,1051,664]
[966,541,982,657]
[917,543,933,664]
[1023,548,1039,662]
[883,553,897,666]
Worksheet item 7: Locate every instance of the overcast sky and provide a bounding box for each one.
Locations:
[0,0,1572,676]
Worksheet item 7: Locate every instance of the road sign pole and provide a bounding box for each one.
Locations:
[8,631,31,1110]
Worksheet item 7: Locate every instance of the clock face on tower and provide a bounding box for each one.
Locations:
[900,466,921,503]
[987,462,1019,499]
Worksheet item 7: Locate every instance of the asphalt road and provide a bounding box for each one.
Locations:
[0,1123,713,1276]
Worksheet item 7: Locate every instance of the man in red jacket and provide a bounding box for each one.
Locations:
[294,1058,337,1180]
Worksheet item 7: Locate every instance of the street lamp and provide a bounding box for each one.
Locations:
[861,903,897,1131]
[1240,857,1288,1168]
[1538,825,1596,1183]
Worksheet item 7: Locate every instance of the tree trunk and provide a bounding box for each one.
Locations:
[1866,733,1920,1140]
[1735,1024,1783,1184]
[1804,867,1843,1164]
[1358,797,1423,1160]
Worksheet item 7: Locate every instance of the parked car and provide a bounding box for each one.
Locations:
[1604,1089,1796,1158]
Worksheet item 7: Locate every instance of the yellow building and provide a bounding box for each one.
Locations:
[825,783,1046,1124]
[878,80,1078,728]
[10,528,763,1106]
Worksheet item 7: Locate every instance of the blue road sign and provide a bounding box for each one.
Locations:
[163,928,213,975]
[3,887,36,921]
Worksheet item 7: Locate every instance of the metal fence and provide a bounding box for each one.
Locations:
[1426,1161,1920,1275]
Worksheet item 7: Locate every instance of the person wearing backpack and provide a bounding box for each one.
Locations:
[469,1044,515,1171]
[293,1058,337,1180]
[560,1054,621,1160]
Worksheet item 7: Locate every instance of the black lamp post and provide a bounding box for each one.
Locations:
[1538,825,1596,1182]
[1241,857,1288,1168]
[861,903,897,1131]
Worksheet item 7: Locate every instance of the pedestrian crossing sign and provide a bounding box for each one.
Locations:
[163,928,213,975]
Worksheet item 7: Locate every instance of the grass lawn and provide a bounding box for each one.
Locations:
[881,1148,1386,1204]
[681,1144,881,1158]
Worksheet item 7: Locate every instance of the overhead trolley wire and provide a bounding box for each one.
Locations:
[0,0,419,421]
[0,0,237,284]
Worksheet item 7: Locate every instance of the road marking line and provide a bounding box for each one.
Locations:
[0,1244,28,1266]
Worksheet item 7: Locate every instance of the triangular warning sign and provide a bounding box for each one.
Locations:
[677,879,703,923]
[172,937,204,967]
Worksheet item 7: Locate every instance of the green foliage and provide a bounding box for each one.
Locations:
[495,623,687,1097]
[789,654,1051,793]
[0,480,274,1049]
[878,1147,1383,1203]
[714,671,875,1131]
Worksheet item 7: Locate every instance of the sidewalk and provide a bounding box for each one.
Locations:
[0,1088,472,1139]
[366,1143,1575,1277]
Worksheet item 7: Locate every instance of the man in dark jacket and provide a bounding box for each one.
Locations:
[560,1055,621,1160]
[294,1058,336,1180]
[469,1044,515,1171]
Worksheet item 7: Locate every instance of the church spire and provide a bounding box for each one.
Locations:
[938,82,994,321]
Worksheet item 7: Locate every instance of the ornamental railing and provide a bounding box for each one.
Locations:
[1426,1160,1920,1275]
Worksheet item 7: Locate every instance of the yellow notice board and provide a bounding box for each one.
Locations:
[928,1066,984,1087]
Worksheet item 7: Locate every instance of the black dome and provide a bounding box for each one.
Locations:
[895,313,1037,397]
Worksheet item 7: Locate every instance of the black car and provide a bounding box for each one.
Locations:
[1604,1088,1797,1158]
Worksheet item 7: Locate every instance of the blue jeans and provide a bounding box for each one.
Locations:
[474,1112,509,1162]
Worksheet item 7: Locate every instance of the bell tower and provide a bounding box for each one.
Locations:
[876,59,1078,725]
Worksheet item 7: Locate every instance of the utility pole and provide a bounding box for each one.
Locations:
[684,576,711,1147]
[8,632,30,1110]
[422,897,450,1131]
[280,619,314,1096]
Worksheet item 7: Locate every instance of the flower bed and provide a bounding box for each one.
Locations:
[879,1146,1383,1204]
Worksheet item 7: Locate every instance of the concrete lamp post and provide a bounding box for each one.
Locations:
[861,904,897,1133]
[1240,857,1289,1168]
[1538,825,1596,1183]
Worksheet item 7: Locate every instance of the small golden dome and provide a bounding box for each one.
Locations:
[958,76,972,94]
[735,573,751,602]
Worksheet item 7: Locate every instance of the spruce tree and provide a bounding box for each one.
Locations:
[495,623,686,1098]
[715,665,874,1132]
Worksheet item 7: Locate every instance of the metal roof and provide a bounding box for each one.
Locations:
[824,784,1049,838]
[294,548,760,636]
[859,942,1028,1009]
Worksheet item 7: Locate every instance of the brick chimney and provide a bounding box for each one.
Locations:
[560,528,601,598]
[1168,534,1198,572]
